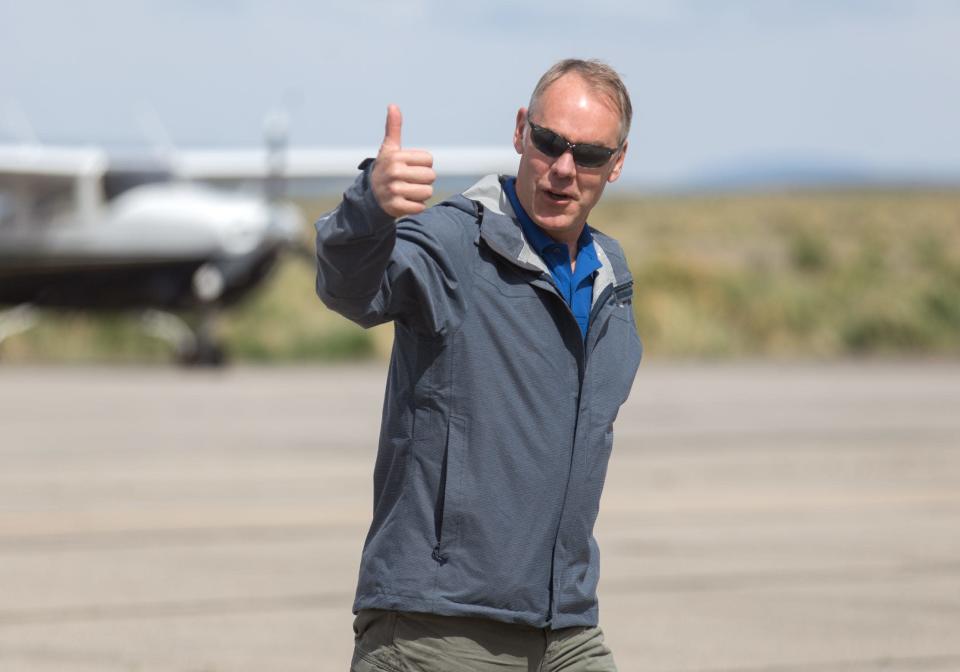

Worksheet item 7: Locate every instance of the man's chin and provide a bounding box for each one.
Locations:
[532,213,580,239]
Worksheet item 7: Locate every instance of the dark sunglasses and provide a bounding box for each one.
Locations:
[527,120,620,168]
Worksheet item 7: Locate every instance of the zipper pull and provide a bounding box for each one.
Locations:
[432,544,448,565]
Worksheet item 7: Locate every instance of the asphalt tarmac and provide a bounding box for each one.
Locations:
[1,362,958,671]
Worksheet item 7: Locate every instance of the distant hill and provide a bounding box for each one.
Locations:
[673,159,960,193]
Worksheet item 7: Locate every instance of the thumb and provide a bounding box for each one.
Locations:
[382,104,402,151]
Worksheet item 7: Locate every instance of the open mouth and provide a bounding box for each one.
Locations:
[544,189,573,203]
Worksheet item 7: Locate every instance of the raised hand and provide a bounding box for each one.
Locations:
[371,105,436,218]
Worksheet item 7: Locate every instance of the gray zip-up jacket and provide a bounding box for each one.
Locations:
[315,164,642,629]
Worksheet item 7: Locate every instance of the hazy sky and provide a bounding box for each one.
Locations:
[2,0,958,185]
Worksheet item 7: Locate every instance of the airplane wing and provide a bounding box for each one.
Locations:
[0,143,520,215]
[173,146,519,180]
[0,145,108,181]
[1,143,519,184]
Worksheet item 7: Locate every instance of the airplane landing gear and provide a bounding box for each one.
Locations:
[139,262,230,366]
[183,307,227,367]
[141,309,227,367]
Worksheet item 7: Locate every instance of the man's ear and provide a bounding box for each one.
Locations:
[513,108,527,155]
[606,140,628,183]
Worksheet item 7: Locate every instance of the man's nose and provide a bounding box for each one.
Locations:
[551,150,577,178]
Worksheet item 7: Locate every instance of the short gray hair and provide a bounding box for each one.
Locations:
[528,59,633,147]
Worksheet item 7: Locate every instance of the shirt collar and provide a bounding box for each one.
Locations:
[503,177,594,257]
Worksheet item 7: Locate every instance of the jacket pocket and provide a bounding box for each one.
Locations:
[433,413,466,564]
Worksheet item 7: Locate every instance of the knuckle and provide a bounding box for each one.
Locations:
[384,163,402,180]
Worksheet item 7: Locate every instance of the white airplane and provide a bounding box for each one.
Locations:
[0,139,518,364]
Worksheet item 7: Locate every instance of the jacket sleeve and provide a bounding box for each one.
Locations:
[314,160,468,336]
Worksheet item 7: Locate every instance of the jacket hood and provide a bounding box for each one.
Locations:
[448,174,629,306]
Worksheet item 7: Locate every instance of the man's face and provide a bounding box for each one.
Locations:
[512,73,628,244]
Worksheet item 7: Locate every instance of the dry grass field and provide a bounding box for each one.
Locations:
[2,188,959,363]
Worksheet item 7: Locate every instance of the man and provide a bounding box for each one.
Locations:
[315,59,642,671]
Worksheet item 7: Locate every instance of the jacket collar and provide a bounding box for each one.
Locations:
[460,175,547,275]
[458,174,628,307]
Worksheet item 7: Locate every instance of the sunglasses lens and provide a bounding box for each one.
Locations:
[530,125,566,158]
[572,146,615,168]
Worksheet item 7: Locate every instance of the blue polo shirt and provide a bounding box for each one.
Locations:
[503,177,601,341]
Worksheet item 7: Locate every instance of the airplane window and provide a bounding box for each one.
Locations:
[28,181,74,226]
[104,170,170,199]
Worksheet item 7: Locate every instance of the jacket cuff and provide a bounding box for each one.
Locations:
[343,157,396,236]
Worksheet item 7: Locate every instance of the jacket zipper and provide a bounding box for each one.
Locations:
[542,279,587,624]
[546,280,631,622]
[475,205,635,618]
[433,420,451,565]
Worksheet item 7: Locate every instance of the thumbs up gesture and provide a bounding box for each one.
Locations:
[371,105,437,218]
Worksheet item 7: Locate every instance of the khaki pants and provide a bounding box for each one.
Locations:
[350,609,618,672]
